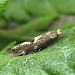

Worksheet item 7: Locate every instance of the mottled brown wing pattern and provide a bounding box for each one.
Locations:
[7,29,63,56]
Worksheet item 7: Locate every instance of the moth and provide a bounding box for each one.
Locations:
[7,29,63,56]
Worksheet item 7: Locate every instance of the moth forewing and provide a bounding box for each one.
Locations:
[7,42,34,55]
[7,29,63,56]
[33,31,58,49]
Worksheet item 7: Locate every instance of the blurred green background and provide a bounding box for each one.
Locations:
[0,0,75,75]
[0,0,75,49]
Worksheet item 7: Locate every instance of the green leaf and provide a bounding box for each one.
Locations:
[0,22,75,75]
[22,0,58,16]
[0,0,8,14]
[3,0,58,22]
[0,0,75,75]
[3,0,30,21]
[0,15,58,41]
[49,0,75,14]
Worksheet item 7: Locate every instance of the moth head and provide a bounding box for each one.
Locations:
[57,29,63,36]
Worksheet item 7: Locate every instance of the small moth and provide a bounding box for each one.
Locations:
[7,29,63,56]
